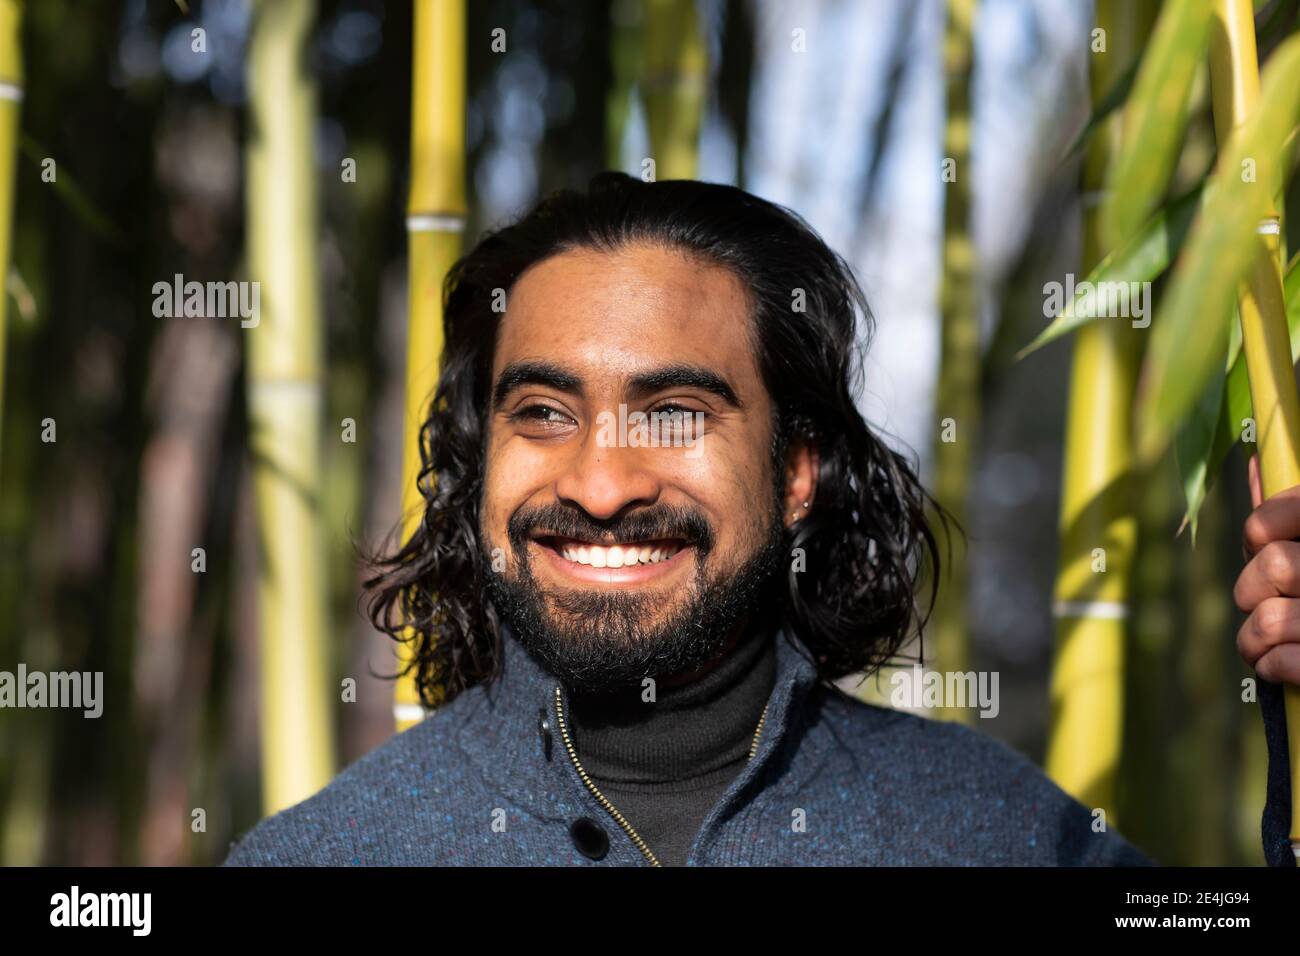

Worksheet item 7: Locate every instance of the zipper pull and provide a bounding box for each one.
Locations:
[538,706,553,761]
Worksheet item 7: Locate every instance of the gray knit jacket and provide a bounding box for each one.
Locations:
[221,626,1169,866]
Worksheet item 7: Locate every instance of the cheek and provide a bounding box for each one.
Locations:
[666,441,774,551]
[481,439,551,541]
[480,447,515,543]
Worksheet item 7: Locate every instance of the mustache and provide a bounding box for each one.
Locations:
[507,502,715,555]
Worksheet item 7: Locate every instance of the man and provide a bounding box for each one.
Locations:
[223,173,1283,866]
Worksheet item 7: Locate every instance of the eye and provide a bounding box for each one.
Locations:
[649,402,706,420]
[647,403,706,440]
[510,403,575,429]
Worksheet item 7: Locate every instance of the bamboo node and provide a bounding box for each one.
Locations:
[407,213,466,234]
[393,702,428,724]
[1051,599,1129,620]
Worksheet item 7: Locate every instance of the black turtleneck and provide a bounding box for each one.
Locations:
[565,627,777,866]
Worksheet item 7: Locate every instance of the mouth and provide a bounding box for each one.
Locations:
[529,534,694,584]
[534,535,687,568]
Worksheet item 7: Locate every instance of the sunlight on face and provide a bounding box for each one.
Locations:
[479,243,787,680]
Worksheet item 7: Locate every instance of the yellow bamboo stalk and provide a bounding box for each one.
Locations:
[0,0,20,470]
[639,0,706,179]
[929,0,977,723]
[1045,0,1154,819]
[395,0,466,730]
[1208,0,1300,858]
[246,0,335,812]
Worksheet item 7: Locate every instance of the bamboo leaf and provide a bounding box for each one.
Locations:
[1102,0,1213,247]
[1175,342,1227,543]
[1017,185,1202,359]
[1136,33,1300,465]
[1059,56,1139,162]
[1177,253,1300,542]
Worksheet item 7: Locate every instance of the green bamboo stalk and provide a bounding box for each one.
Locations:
[395,0,466,729]
[245,0,335,813]
[929,0,976,722]
[1044,0,1155,820]
[0,0,21,471]
[1207,0,1300,859]
[638,0,706,179]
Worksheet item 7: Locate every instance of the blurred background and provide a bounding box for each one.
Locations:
[0,0,1292,867]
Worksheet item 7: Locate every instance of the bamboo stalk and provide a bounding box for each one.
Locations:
[1044,0,1154,818]
[929,0,977,723]
[0,0,20,471]
[246,0,335,812]
[395,0,466,730]
[639,0,706,179]
[1208,0,1300,859]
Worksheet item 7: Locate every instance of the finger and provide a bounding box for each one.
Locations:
[1242,484,1300,555]
[1237,597,1300,667]
[1249,453,1262,510]
[1255,644,1300,685]
[1233,540,1300,611]
[1232,541,1300,608]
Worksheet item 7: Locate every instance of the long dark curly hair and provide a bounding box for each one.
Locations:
[364,172,951,708]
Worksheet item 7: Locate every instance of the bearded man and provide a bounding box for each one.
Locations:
[225,173,1294,867]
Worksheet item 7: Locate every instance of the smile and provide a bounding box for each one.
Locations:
[538,536,684,568]
[530,535,693,583]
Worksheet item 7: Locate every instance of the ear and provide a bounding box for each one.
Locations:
[783,438,819,528]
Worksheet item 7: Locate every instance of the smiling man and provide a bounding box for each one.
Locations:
[223,172,1166,867]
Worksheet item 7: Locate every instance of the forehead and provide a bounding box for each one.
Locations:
[493,243,761,386]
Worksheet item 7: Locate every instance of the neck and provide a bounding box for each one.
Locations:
[565,623,778,785]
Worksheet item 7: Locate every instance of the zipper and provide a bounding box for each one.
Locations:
[552,685,770,867]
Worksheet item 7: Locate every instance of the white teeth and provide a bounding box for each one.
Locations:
[551,540,682,567]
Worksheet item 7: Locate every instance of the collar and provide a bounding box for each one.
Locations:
[565,625,778,785]
[454,621,825,824]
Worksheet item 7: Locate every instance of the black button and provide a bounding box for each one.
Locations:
[570,817,609,860]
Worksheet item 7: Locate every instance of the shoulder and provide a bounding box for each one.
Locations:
[222,690,484,867]
[801,687,1152,865]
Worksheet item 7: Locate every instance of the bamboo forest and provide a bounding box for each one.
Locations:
[3,0,1300,878]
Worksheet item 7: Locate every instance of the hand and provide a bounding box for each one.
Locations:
[1235,453,1300,683]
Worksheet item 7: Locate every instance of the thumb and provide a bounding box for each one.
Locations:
[1250,453,1263,509]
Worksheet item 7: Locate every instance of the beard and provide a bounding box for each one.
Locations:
[483,495,787,693]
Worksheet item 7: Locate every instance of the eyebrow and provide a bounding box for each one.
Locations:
[492,361,582,409]
[491,360,743,410]
[628,364,743,408]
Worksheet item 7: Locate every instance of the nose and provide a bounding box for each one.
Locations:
[553,426,662,520]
